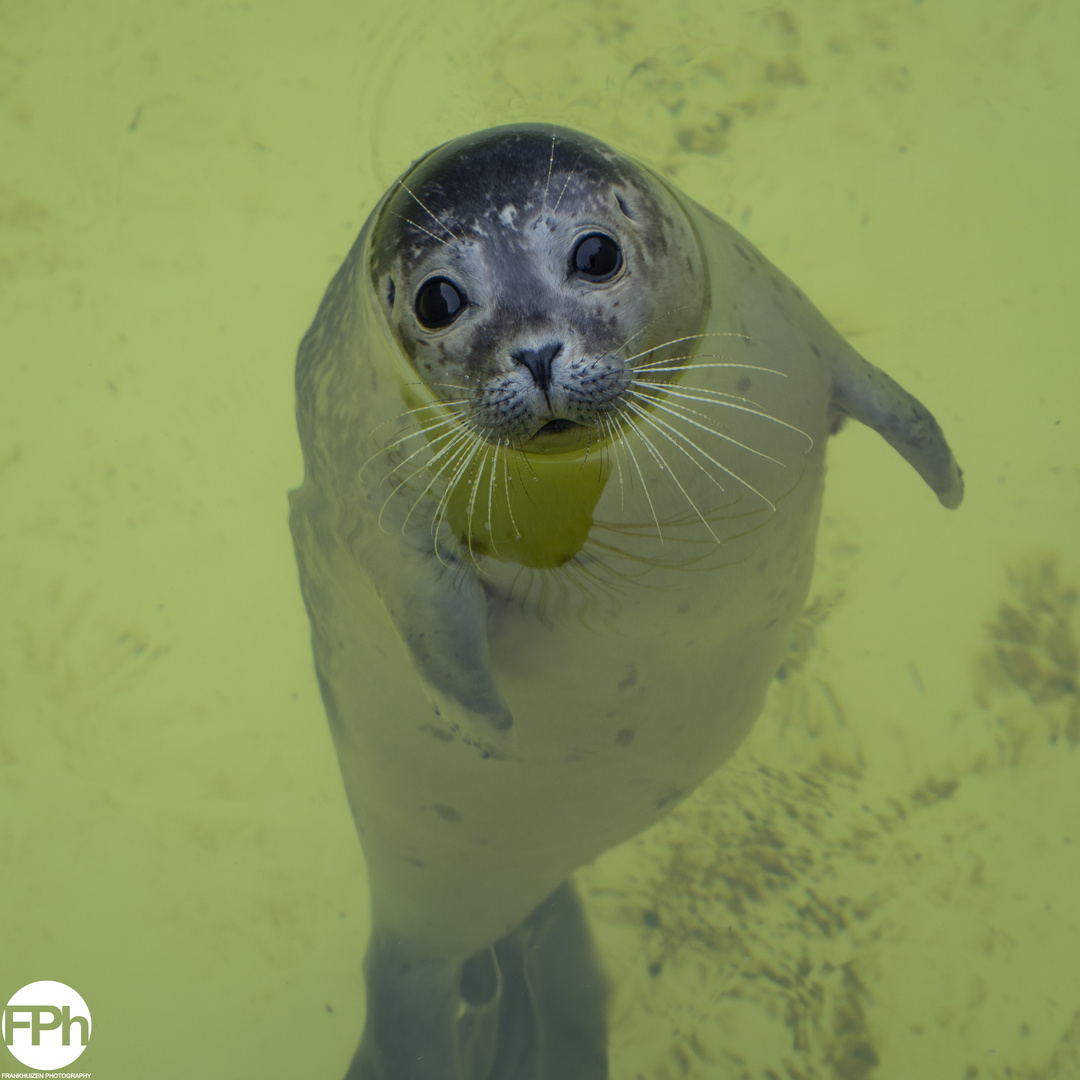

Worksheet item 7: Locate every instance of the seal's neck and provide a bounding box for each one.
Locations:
[446,448,610,569]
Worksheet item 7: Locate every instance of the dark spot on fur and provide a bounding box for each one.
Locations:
[648,962,663,977]
[420,723,453,742]
[809,342,821,357]
[614,728,636,747]
[737,376,752,392]
[618,664,637,689]
[642,909,660,928]
[406,857,425,868]
[433,804,463,823]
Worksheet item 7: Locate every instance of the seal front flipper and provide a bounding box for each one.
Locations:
[831,350,964,509]
[288,484,512,748]
[383,543,514,740]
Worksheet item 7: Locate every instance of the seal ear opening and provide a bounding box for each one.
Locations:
[832,353,964,509]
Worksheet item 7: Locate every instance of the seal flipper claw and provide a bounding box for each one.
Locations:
[832,352,964,509]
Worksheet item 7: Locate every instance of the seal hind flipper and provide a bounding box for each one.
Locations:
[345,935,465,1080]
[492,881,609,1080]
[346,882,608,1080]
[831,352,965,508]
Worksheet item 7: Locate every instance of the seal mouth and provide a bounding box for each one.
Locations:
[536,419,579,436]
[524,418,592,454]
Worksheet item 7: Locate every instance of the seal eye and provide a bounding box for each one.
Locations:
[415,277,466,329]
[571,233,622,280]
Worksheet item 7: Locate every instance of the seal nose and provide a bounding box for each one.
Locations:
[511,342,562,392]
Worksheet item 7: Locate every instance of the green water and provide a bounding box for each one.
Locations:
[1,1,1077,1077]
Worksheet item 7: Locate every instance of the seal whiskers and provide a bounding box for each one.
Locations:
[625,385,789,469]
[614,397,729,543]
[393,178,466,245]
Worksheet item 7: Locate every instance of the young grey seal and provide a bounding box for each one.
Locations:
[288,124,963,1080]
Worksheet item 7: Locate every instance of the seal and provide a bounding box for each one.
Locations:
[288,124,963,1080]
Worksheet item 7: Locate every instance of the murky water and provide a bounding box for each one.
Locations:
[2,2,1077,1077]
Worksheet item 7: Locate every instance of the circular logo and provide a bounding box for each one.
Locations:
[2,981,92,1071]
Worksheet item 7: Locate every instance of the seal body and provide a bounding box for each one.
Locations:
[289,125,962,1080]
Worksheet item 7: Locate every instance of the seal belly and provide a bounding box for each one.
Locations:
[319,424,828,958]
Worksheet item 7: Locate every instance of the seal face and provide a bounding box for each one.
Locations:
[372,127,707,454]
[288,124,963,1080]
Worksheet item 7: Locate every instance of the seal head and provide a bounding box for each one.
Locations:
[372,126,708,453]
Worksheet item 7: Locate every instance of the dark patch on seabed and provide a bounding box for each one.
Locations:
[580,553,1079,1079]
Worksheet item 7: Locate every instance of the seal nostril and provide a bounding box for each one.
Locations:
[511,341,562,391]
